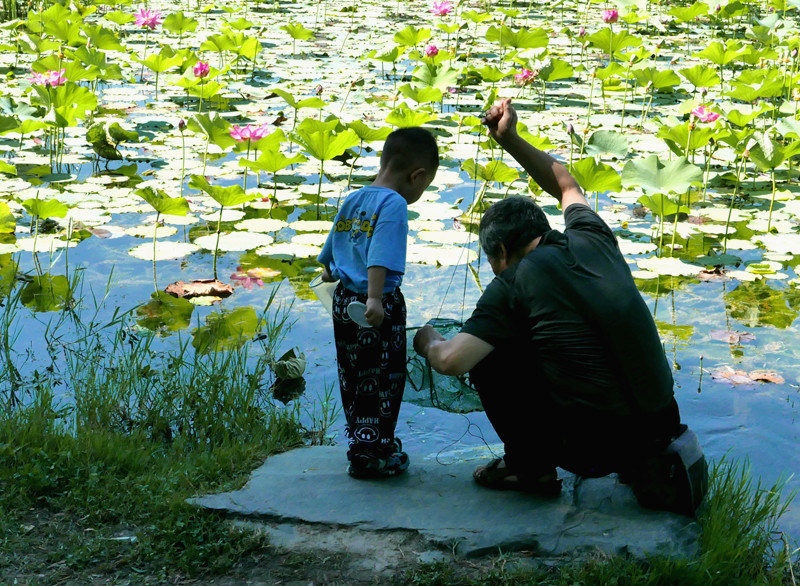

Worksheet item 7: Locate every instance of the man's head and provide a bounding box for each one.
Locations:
[479,196,551,275]
[379,127,439,204]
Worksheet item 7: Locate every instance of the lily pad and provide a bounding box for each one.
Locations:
[128,241,200,261]
[193,232,274,251]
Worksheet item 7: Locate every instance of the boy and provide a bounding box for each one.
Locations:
[318,127,439,478]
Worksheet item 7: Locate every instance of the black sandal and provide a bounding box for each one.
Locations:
[473,457,562,497]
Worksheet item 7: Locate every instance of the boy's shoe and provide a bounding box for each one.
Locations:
[347,450,410,479]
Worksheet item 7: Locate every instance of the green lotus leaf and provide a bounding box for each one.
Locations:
[539,58,573,82]
[394,25,431,46]
[694,39,743,65]
[0,115,17,134]
[241,149,307,174]
[280,21,314,41]
[189,175,254,208]
[462,10,492,23]
[678,64,721,89]
[399,83,443,104]
[471,65,510,83]
[776,118,800,139]
[103,10,135,25]
[139,46,183,73]
[20,273,71,312]
[0,202,15,233]
[136,291,194,332]
[657,122,717,156]
[571,129,629,158]
[270,88,326,111]
[136,186,190,216]
[192,306,260,353]
[346,120,392,143]
[723,102,773,128]
[187,113,235,150]
[0,255,18,296]
[570,157,622,193]
[271,347,307,380]
[631,66,681,89]
[366,45,403,63]
[291,128,359,162]
[669,2,709,22]
[385,104,437,128]
[587,28,642,58]
[0,161,15,176]
[637,193,690,219]
[725,280,798,329]
[108,122,139,144]
[83,24,124,52]
[163,12,199,35]
[22,198,68,219]
[485,25,549,49]
[622,155,702,193]
[413,64,459,91]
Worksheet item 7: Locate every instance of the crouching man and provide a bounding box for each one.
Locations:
[413,99,707,515]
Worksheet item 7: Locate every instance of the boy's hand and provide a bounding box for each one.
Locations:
[482,98,518,145]
[365,297,384,327]
[320,266,335,282]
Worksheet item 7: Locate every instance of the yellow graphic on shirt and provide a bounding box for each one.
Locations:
[334,211,377,239]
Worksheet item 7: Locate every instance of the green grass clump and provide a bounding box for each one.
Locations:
[0,283,307,578]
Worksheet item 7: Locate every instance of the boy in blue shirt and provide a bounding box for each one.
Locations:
[318,127,439,478]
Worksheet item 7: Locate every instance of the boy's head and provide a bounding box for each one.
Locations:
[379,127,439,204]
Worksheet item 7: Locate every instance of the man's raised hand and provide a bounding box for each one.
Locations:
[482,98,518,145]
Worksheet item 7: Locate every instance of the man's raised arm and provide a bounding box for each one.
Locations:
[483,99,589,213]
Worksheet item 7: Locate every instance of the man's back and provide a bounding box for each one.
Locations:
[464,204,673,415]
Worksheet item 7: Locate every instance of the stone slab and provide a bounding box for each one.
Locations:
[191,445,700,559]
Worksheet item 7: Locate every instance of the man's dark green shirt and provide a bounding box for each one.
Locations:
[461,204,674,415]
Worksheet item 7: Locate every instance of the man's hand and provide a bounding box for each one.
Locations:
[482,98,518,145]
[365,297,384,327]
[320,266,335,282]
[413,324,445,358]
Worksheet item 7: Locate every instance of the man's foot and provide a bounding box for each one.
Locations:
[473,457,562,497]
[347,450,410,479]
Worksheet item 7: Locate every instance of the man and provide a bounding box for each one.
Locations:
[413,99,706,515]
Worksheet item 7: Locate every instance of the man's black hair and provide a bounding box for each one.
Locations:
[380,127,439,174]
[479,195,551,259]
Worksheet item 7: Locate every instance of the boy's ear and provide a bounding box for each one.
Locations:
[410,167,428,183]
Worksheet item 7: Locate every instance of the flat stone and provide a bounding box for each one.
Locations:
[191,445,700,559]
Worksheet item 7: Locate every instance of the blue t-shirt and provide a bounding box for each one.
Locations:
[317,186,408,294]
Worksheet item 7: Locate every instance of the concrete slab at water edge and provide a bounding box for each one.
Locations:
[190,445,700,560]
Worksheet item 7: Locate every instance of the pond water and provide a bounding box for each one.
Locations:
[1,0,800,544]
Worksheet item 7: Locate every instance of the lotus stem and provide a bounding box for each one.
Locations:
[153,211,160,293]
[213,205,224,280]
[767,168,777,232]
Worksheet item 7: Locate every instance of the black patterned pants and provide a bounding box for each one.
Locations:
[332,283,407,459]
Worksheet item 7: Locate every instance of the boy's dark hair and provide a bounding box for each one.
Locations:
[381,127,439,174]
[479,196,551,259]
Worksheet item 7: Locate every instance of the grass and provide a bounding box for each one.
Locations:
[0,280,798,582]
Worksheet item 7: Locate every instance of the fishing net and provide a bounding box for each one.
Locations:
[405,318,483,413]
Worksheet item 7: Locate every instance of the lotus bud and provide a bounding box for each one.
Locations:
[791,48,798,59]
[314,84,323,95]
[793,87,800,101]
[700,86,708,96]
[743,149,750,158]
[178,118,187,132]
[578,26,586,37]
[566,123,575,135]
[715,3,721,11]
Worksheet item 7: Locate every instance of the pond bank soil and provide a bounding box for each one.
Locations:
[192,445,700,577]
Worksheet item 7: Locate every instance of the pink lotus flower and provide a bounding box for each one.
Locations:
[230,124,271,142]
[514,68,536,86]
[135,8,163,30]
[602,8,619,23]
[424,44,439,57]
[691,105,721,123]
[578,26,587,37]
[230,267,264,289]
[193,61,210,78]
[30,68,67,88]
[430,0,452,16]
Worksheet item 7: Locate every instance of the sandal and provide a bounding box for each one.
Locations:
[473,457,562,497]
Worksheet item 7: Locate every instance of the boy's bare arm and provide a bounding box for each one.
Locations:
[365,266,386,327]
[321,265,335,282]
